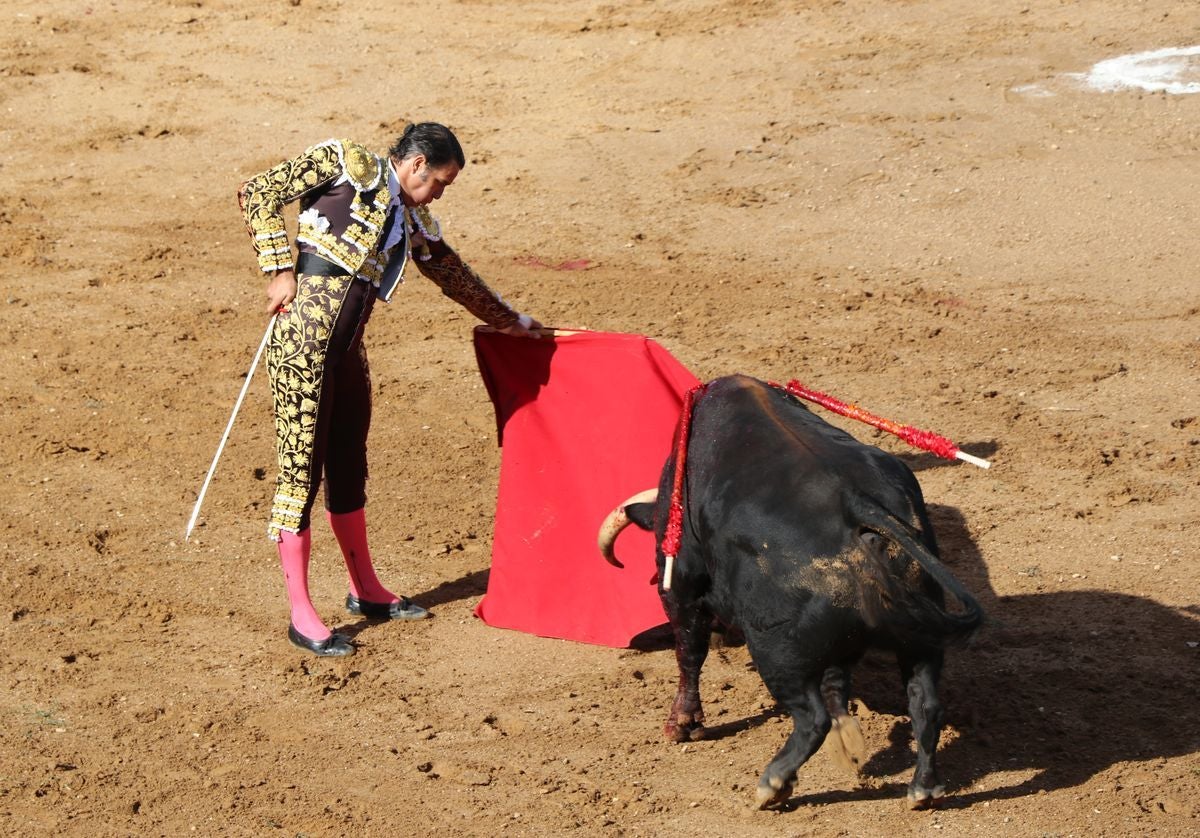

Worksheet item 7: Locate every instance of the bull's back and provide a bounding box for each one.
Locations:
[686,376,920,533]
[679,377,929,621]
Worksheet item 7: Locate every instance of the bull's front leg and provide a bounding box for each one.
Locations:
[900,652,946,808]
[663,593,712,742]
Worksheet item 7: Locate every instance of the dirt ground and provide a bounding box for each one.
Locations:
[2,0,1198,834]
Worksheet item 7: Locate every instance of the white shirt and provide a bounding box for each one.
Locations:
[382,160,408,254]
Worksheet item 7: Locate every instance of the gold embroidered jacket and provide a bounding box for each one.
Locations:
[238,138,518,327]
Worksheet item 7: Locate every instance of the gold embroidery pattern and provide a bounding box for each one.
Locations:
[293,165,392,280]
[344,143,383,192]
[270,492,307,538]
[411,206,442,240]
[408,206,440,262]
[240,139,395,278]
[239,140,344,273]
[297,217,388,284]
[416,244,519,327]
[265,272,355,540]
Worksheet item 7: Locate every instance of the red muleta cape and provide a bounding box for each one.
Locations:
[472,328,700,647]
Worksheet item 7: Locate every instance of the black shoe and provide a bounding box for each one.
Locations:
[287,624,355,657]
[345,593,431,621]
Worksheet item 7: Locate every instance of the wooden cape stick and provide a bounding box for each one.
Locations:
[185,314,276,541]
[477,326,582,338]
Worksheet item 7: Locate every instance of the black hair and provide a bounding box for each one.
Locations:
[388,122,466,169]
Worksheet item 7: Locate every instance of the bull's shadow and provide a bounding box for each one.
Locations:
[656,488,1199,807]
[844,501,1200,803]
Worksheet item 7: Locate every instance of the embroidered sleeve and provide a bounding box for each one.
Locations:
[237,139,346,273]
[415,239,519,328]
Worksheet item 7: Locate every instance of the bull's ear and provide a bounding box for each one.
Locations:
[624,502,656,531]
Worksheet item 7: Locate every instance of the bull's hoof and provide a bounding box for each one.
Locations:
[826,715,866,776]
[663,719,706,743]
[664,707,706,743]
[906,784,946,810]
[754,774,793,810]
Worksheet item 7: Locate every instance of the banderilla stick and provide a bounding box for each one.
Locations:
[185,314,277,541]
[779,379,992,469]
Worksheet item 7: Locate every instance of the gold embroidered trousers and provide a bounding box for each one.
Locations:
[266,272,375,540]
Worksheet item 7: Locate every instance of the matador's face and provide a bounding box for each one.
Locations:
[396,154,460,207]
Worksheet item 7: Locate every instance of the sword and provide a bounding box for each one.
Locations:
[185,314,277,541]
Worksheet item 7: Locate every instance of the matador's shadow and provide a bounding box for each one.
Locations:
[416,569,490,610]
[332,570,490,643]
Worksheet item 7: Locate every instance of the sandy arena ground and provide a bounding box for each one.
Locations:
[1,0,1198,834]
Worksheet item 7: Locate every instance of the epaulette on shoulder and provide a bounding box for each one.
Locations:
[339,139,385,192]
[411,205,442,241]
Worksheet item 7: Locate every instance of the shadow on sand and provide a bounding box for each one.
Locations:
[404,442,1198,809]
[840,499,1199,804]
[615,477,1199,807]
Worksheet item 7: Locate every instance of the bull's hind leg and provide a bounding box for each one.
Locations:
[745,637,830,809]
[820,665,866,777]
[899,651,946,808]
[662,594,712,742]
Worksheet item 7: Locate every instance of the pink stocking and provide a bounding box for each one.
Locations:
[277,528,331,641]
[327,508,398,604]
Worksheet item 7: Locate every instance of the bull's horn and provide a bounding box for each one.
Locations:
[597,488,659,567]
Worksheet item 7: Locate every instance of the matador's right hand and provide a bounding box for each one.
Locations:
[266,269,297,315]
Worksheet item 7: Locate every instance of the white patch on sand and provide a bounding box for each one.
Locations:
[1075,45,1200,94]
[1010,83,1056,98]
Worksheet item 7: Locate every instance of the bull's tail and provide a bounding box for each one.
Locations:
[846,490,984,647]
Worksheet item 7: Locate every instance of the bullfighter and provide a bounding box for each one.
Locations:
[238,122,540,657]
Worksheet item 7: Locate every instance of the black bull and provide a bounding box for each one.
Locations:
[598,375,984,809]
